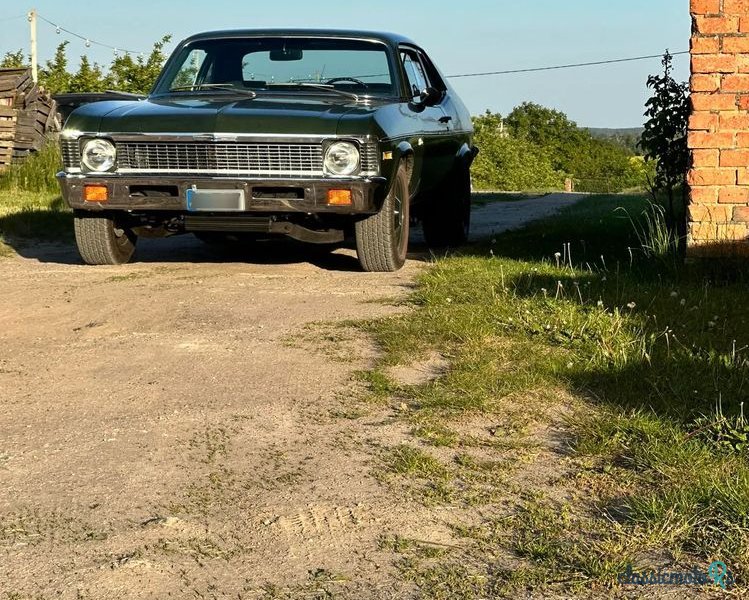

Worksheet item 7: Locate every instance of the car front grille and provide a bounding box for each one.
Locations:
[109,141,379,177]
[60,139,81,169]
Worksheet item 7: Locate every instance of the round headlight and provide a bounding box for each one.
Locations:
[324,141,360,176]
[82,139,116,172]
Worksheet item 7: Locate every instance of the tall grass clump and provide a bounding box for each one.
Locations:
[0,141,61,193]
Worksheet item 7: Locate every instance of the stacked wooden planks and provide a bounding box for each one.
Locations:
[0,67,59,171]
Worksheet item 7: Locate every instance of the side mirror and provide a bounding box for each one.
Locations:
[418,86,442,106]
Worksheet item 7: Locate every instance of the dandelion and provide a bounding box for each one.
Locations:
[601,276,607,282]
[597,300,604,307]
[446,297,453,304]
[540,288,548,297]
[708,321,716,327]
[626,302,636,310]
[566,362,574,369]
[554,252,562,268]
[670,291,678,298]
[680,299,686,306]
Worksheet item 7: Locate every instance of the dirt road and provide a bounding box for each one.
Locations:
[0,194,583,599]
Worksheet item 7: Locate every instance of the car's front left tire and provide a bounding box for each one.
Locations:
[73,211,137,265]
[355,163,410,272]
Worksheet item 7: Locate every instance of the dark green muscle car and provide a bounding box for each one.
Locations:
[57,30,477,272]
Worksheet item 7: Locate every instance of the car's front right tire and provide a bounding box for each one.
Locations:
[73,211,137,265]
[355,163,410,272]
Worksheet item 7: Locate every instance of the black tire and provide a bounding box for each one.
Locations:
[355,163,410,272]
[73,211,137,265]
[422,167,471,248]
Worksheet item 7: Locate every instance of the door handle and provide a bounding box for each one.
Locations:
[439,115,453,124]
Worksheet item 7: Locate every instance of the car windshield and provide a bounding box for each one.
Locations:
[156,37,396,99]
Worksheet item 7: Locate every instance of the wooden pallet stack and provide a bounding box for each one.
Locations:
[0,67,59,171]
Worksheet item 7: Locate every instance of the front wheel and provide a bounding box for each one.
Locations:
[73,211,137,265]
[422,167,471,248]
[355,163,410,272]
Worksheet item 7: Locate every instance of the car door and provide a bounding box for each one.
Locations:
[399,47,454,196]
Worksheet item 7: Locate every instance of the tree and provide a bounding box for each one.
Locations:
[0,50,26,68]
[505,102,589,173]
[104,35,172,93]
[69,56,106,93]
[472,112,565,191]
[639,52,689,242]
[39,42,72,94]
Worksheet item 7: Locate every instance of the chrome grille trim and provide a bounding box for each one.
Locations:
[60,139,81,171]
[112,140,380,177]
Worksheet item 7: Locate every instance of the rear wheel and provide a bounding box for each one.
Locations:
[422,167,471,248]
[355,163,410,272]
[73,211,137,265]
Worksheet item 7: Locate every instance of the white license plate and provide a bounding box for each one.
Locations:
[186,188,246,211]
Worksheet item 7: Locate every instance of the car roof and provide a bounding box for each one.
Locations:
[182,29,417,48]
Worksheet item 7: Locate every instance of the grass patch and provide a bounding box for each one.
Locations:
[0,143,70,251]
[362,194,749,594]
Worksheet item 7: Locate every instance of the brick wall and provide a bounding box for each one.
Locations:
[689,0,749,256]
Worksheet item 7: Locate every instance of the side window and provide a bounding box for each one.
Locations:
[400,51,429,99]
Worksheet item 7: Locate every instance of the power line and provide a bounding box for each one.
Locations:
[36,12,145,56]
[446,51,689,78]
[0,14,26,23]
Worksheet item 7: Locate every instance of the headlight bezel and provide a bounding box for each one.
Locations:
[81,138,117,173]
[323,140,361,177]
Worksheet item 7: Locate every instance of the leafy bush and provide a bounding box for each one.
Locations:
[472,114,564,191]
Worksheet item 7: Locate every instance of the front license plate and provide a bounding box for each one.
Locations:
[186,188,246,212]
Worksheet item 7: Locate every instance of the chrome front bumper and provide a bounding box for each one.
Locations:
[57,172,388,214]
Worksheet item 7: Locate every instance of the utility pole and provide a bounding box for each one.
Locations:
[28,8,38,83]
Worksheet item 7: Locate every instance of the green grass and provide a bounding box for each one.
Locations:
[360,194,749,595]
[0,143,71,251]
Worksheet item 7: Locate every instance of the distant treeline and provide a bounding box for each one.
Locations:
[472,104,652,193]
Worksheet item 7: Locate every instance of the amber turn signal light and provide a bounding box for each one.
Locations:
[327,189,352,206]
[83,185,109,202]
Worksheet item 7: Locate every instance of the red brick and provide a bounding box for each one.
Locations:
[689,112,719,131]
[742,17,749,33]
[722,74,749,92]
[733,206,749,221]
[695,16,740,34]
[736,132,749,146]
[721,149,749,166]
[692,36,721,54]
[725,0,749,12]
[689,204,733,221]
[690,186,720,203]
[722,36,749,54]
[720,112,749,129]
[691,93,739,111]
[737,168,749,184]
[719,186,749,201]
[688,168,738,185]
[692,54,737,73]
[688,131,736,148]
[693,149,720,167]
[692,0,721,13]
[738,95,749,110]
[692,74,721,92]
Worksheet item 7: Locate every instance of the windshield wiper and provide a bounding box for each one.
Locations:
[169,84,257,98]
[266,82,359,102]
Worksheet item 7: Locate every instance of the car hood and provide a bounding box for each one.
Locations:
[65,96,382,137]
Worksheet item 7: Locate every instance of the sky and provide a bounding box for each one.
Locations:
[0,0,691,127]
